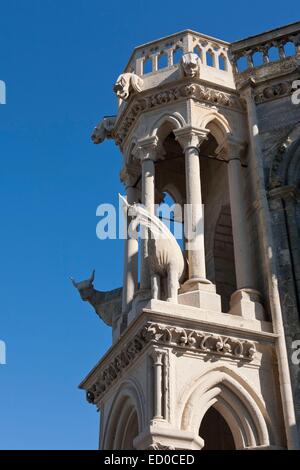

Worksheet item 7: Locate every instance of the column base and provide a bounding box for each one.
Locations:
[134,423,204,450]
[178,279,221,311]
[229,288,265,320]
[128,288,151,324]
[180,277,214,294]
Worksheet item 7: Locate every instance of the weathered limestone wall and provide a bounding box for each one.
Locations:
[256,94,300,430]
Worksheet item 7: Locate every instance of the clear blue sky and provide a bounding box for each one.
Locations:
[0,0,298,450]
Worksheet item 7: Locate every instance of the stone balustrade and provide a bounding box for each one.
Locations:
[230,21,300,74]
[124,29,233,77]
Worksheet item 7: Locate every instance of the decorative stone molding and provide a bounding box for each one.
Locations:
[254,79,294,104]
[135,135,161,162]
[174,126,209,151]
[114,82,243,147]
[145,323,256,360]
[91,116,116,144]
[85,322,256,404]
[180,52,201,78]
[113,72,144,101]
[267,123,300,189]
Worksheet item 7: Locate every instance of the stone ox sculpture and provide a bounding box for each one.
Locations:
[71,270,122,326]
[120,195,187,303]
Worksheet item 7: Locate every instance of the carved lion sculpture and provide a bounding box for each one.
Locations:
[180,52,201,78]
[113,72,144,101]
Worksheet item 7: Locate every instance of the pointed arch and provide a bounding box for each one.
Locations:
[286,142,300,188]
[150,112,186,141]
[124,136,139,166]
[102,378,145,449]
[199,111,231,146]
[269,124,300,189]
[179,365,277,449]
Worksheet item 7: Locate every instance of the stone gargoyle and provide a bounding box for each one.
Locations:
[180,52,201,78]
[113,72,144,101]
[71,270,122,326]
[91,116,116,144]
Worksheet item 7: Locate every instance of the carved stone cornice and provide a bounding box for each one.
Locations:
[84,321,257,405]
[113,80,243,148]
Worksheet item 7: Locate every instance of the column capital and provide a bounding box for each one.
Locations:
[217,137,246,161]
[174,126,209,152]
[151,349,165,365]
[134,135,161,162]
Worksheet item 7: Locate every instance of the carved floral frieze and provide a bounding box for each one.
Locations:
[113,83,243,147]
[85,322,256,404]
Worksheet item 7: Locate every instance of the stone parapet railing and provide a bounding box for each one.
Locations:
[229,21,300,76]
[124,29,234,80]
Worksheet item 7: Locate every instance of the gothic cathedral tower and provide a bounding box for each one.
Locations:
[74,23,300,450]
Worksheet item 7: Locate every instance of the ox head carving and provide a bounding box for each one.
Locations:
[71,270,95,301]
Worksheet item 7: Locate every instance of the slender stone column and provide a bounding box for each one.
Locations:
[120,171,139,324]
[152,350,164,420]
[136,136,158,292]
[226,139,256,290]
[174,126,209,286]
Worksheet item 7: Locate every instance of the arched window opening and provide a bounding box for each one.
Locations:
[199,406,235,450]
[206,49,215,67]
[252,51,264,67]
[268,46,280,62]
[236,56,248,72]
[218,54,227,71]
[158,53,168,69]
[284,41,296,57]
[143,57,152,74]
[173,47,184,64]
[193,45,203,62]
